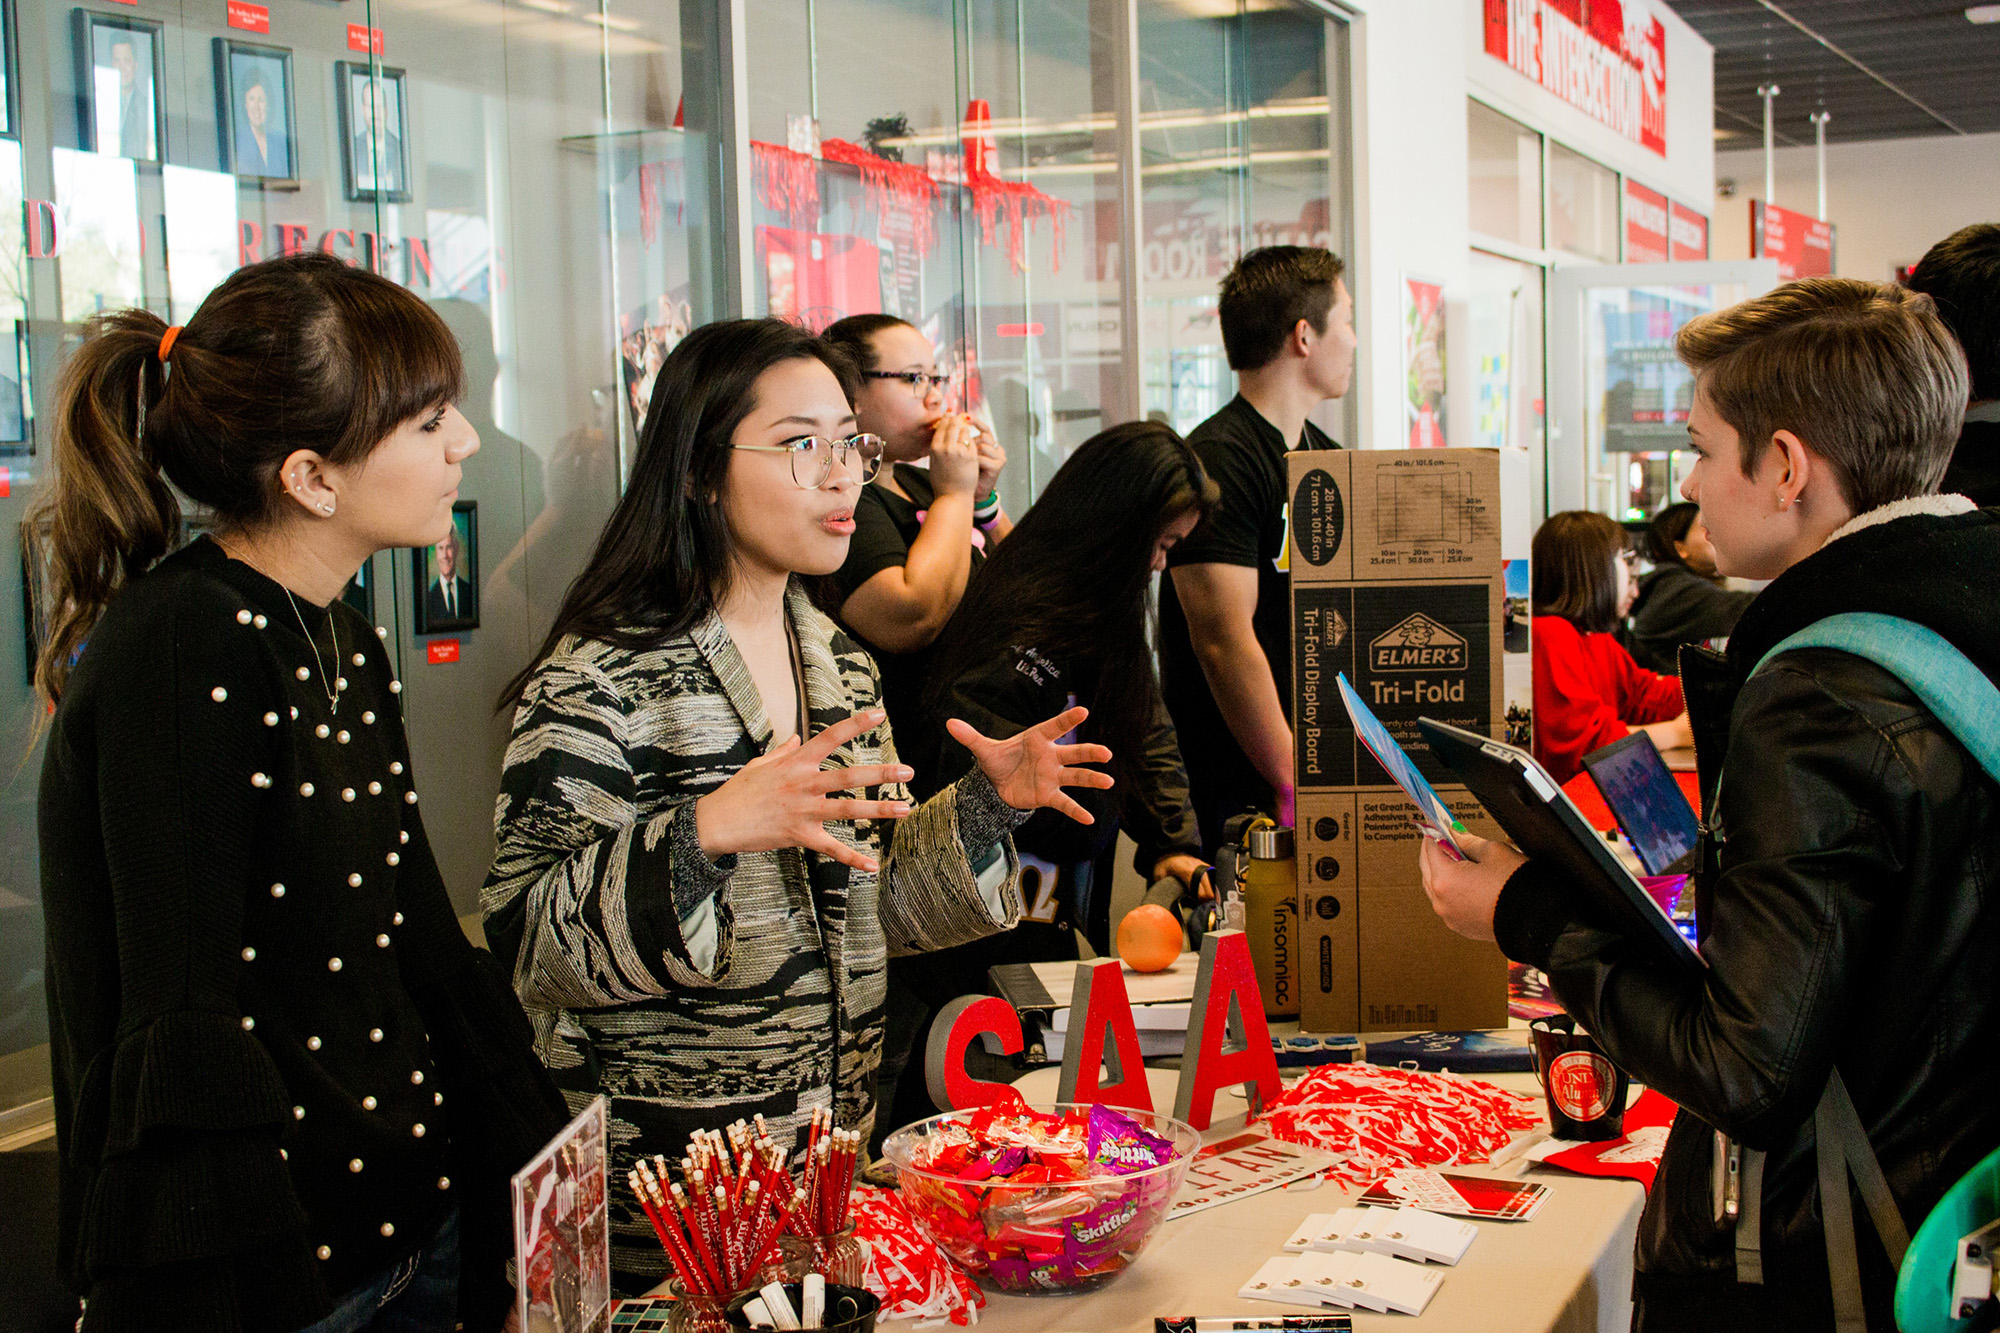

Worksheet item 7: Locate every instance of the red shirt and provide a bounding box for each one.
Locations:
[1531,616,1685,785]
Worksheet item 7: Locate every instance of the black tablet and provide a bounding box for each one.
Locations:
[1581,732,1701,876]
[1418,717,1705,976]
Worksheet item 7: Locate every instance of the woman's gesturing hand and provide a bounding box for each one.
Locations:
[695,708,915,874]
[947,705,1114,826]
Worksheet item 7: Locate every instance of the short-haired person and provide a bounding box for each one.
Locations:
[822,314,1010,730]
[1906,221,2000,505]
[1530,510,1690,784]
[36,254,568,1332]
[1624,501,1755,675]
[875,422,1215,1134]
[425,521,473,623]
[1421,278,2000,1330]
[484,319,1107,1292]
[1160,246,1355,850]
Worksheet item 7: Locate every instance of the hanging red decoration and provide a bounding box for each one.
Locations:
[636,159,684,248]
[964,168,1069,276]
[818,138,939,261]
[750,140,820,229]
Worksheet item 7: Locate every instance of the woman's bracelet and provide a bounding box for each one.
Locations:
[972,492,1002,524]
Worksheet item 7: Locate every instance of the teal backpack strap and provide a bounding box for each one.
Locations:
[1752,611,2000,784]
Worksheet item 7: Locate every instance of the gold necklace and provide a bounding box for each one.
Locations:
[285,588,341,715]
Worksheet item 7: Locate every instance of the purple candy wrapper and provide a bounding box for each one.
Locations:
[988,1251,1076,1291]
[1086,1104,1174,1175]
[1063,1195,1146,1275]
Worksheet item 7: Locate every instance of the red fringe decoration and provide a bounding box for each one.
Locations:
[750,140,820,229]
[964,166,1070,276]
[637,159,684,248]
[818,138,939,261]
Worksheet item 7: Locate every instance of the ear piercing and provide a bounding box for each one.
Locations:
[320,503,335,515]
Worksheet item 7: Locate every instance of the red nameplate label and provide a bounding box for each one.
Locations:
[426,639,460,664]
[347,23,386,53]
[227,1,269,32]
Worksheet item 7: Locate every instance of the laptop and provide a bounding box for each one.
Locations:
[1580,732,1701,876]
[1417,718,1705,976]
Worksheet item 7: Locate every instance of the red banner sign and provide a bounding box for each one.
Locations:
[1669,202,1708,261]
[347,23,385,54]
[1751,200,1834,280]
[426,639,460,665]
[1624,180,1669,263]
[1483,0,1666,157]
[227,1,269,32]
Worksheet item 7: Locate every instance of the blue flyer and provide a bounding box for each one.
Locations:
[1336,672,1467,860]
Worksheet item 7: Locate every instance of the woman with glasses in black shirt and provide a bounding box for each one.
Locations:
[822,315,1012,732]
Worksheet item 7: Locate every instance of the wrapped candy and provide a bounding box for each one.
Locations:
[1085,1104,1175,1175]
[1258,1063,1542,1191]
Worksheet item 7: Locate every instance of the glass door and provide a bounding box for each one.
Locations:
[1548,260,1780,522]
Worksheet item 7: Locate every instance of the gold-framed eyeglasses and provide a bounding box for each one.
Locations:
[730,433,885,489]
[862,369,947,400]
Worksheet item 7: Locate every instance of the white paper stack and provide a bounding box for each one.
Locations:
[1238,1256,1325,1309]
[1239,1250,1444,1317]
[1295,1205,1475,1265]
[1285,1213,1336,1252]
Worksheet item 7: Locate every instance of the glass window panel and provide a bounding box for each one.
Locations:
[1468,99,1541,247]
[1467,249,1544,456]
[1549,141,1618,262]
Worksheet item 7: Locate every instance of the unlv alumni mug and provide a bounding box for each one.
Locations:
[1529,1015,1630,1141]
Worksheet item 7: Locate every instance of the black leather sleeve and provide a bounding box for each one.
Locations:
[1496,652,1933,1150]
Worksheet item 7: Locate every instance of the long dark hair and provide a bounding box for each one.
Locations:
[29,253,463,705]
[500,318,856,709]
[1644,502,1701,569]
[923,421,1217,785]
[1531,510,1629,634]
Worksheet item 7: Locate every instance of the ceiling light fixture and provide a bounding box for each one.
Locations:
[1967,5,2000,21]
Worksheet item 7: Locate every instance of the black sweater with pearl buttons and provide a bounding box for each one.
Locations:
[39,537,567,1332]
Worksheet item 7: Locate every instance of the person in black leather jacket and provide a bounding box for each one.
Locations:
[1421,278,2000,1331]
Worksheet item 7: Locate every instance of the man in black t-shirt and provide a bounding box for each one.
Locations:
[1159,246,1357,855]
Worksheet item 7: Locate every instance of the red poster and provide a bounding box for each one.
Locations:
[1624,180,1669,264]
[1751,200,1835,280]
[758,226,883,329]
[227,1,269,32]
[346,23,386,54]
[1669,202,1709,261]
[1483,0,1666,157]
[426,639,460,665]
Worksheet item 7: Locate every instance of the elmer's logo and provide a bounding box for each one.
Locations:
[1369,614,1466,673]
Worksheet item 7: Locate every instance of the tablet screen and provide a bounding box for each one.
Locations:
[1582,734,1700,876]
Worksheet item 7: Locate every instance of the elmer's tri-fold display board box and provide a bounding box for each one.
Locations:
[1288,448,1509,1034]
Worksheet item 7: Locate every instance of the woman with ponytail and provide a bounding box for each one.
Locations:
[35,253,566,1332]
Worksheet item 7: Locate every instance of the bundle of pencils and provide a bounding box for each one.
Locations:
[626,1110,858,1298]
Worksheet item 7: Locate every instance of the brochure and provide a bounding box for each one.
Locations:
[1336,672,1467,859]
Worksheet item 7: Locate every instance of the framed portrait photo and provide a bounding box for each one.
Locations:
[214,39,297,186]
[334,61,410,204]
[342,555,376,623]
[411,501,477,635]
[73,9,166,162]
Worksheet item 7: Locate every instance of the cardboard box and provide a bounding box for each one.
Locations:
[1289,449,1510,1034]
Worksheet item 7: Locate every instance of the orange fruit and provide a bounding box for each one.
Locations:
[1116,905,1184,973]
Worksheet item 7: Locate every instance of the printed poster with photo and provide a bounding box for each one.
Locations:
[1402,274,1447,449]
[512,1096,611,1333]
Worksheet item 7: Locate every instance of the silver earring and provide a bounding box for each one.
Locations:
[319,503,334,515]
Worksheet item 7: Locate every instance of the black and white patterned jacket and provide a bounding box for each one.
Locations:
[482,582,1023,1286]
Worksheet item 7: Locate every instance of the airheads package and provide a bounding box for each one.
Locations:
[1289,448,1512,1034]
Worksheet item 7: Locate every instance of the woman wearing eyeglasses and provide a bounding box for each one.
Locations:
[1531,510,1691,785]
[485,318,1107,1293]
[821,315,1011,731]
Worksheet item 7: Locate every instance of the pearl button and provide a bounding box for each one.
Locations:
[316,724,330,739]
[362,1095,377,1110]
[412,1123,426,1138]
[296,667,311,681]
[363,711,376,724]
[410,1070,425,1085]
[341,788,356,802]
[376,626,388,638]
[336,677,349,691]
[240,1016,254,1031]
[270,883,286,898]
[392,912,404,925]
[349,1158,364,1173]
[337,731,350,744]
[437,1176,450,1190]
[380,1222,395,1237]
[251,773,271,788]
[391,762,404,775]
[300,783,315,797]
[317,1245,331,1260]
[289,706,299,720]
[376,933,390,948]
[280,1148,288,1160]
[369,782,383,796]
[263,712,279,727]
[241,947,256,961]
[399,831,410,845]
[306,1036,321,1051]
[404,791,417,805]
[348,873,363,887]
[352,653,366,666]
[254,615,268,629]
[236,610,252,625]
[293,1106,305,1120]
[385,851,399,865]
[328,957,343,972]
[433,1092,442,1106]
[210,687,228,702]
[390,680,402,693]
[370,1028,384,1042]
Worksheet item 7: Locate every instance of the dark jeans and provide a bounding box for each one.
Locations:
[297,1209,460,1333]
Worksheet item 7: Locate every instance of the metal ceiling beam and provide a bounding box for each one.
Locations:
[1743,0,1970,136]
